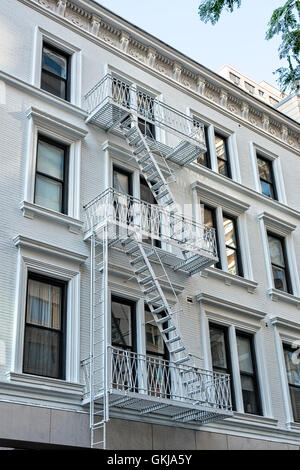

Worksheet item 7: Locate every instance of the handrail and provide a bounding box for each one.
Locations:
[84,74,206,147]
[83,187,218,258]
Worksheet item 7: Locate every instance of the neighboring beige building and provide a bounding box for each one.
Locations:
[218,65,300,123]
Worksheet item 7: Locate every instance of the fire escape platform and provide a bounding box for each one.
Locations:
[84,74,206,166]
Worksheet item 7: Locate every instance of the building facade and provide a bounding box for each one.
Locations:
[0,0,300,450]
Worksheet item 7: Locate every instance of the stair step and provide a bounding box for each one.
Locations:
[138,154,151,164]
[135,265,149,275]
[152,305,166,315]
[143,162,155,172]
[174,356,190,365]
[129,136,142,146]
[161,325,176,334]
[144,285,157,295]
[138,275,153,286]
[156,189,169,200]
[149,295,162,304]
[126,245,140,255]
[124,127,136,138]
[170,346,185,355]
[183,377,199,385]
[122,237,134,246]
[164,198,174,206]
[130,255,145,265]
[155,314,171,324]
[151,181,164,191]
[165,335,181,344]
[133,144,146,155]
[147,171,159,182]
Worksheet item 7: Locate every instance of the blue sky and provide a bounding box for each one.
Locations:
[95,0,283,88]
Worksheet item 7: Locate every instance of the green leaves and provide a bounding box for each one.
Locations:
[198,0,300,93]
[198,0,242,25]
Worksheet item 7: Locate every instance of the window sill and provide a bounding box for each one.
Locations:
[268,288,300,309]
[20,201,83,234]
[288,421,300,432]
[7,372,83,396]
[200,267,258,293]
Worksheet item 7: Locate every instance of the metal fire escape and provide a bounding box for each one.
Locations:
[82,74,233,449]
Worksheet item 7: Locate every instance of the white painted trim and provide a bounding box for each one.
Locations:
[24,106,86,221]
[32,26,82,107]
[254,329,274,418]
[229,325,244,413]
[192,181,250,216]
[12,243,83,382]
[197,294,266,322]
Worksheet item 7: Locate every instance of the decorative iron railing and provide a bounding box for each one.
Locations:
[83,188,218,259]
[84,74,206,148]
[82,347,232,413]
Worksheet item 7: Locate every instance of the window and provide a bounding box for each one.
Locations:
[196,125,211,168]
[283,344,300,422]
[111,296,136,352]
[34,135,69,214]
[113,166,133,196]
[23,273,66,379]
[229,72,240,86]
[267,233,292,294]
[137,89,156,139]
[258,90,264,97]
[236,332,261,415]
[112,76,131,109]
[215,133,231,178]
[209,323,235,409]
[204,205,220,268]
[223,214,243,276]
[41,43,70,101]
[244,82,255,94]
[257,154,277,200]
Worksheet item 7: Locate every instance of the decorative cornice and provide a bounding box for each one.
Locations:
[267,288,300,309]
[200,267,258,293]
[13,234,87,263]
[269,316,300,332]
[21,0,300,153]
[26,106,88,140]
[257,211,297,236]
[192,181,250,216]
[196,292,266,320]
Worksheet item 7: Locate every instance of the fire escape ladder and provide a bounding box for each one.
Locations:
[120,116,178,215]
[123,238,193,367]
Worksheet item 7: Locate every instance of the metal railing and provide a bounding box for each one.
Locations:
[82,347,232,412]
[84,74,205,147]
[83,188,217,258]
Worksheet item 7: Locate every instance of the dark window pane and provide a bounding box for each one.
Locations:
[257,157,272,183]
[145,310,164,356]
[204,207,214,228]
[240,375,259,415]
[268,235,285,268]
[261,180,275,198]
[284,349,300,386]
[37,140,64,180]
[210,327,227,369]
[111,301,132,348]
[215,135,227,161]
[226,247,238,275]
[41,72,66,99]
[23,326,60,378]
[223,217,237,249]
[237,336,254,374]
[42,47,67,78]
[290,387,300,422]
[218,158,228,176]
[113,169,131,195]
[272,267,288,291]
[35,174,62,212]
[26,279,61,329]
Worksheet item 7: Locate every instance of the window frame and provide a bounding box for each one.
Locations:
[209,322,236,410]
[111,295,137,353]
[34,133,69,215]
[41,42,71,102]
[196,124,211,168]
[222,212,243,277]
[236,330,262,416]
[256,153,278,201]
[283,343,300,423]
[214,132,231,178]
[267,231,293,295]
[23,272,67,380]
[203,204,221,269]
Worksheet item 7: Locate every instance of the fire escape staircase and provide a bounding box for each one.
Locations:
[82,75,233,448]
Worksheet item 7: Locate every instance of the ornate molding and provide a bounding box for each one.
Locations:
[27,0,300,152]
